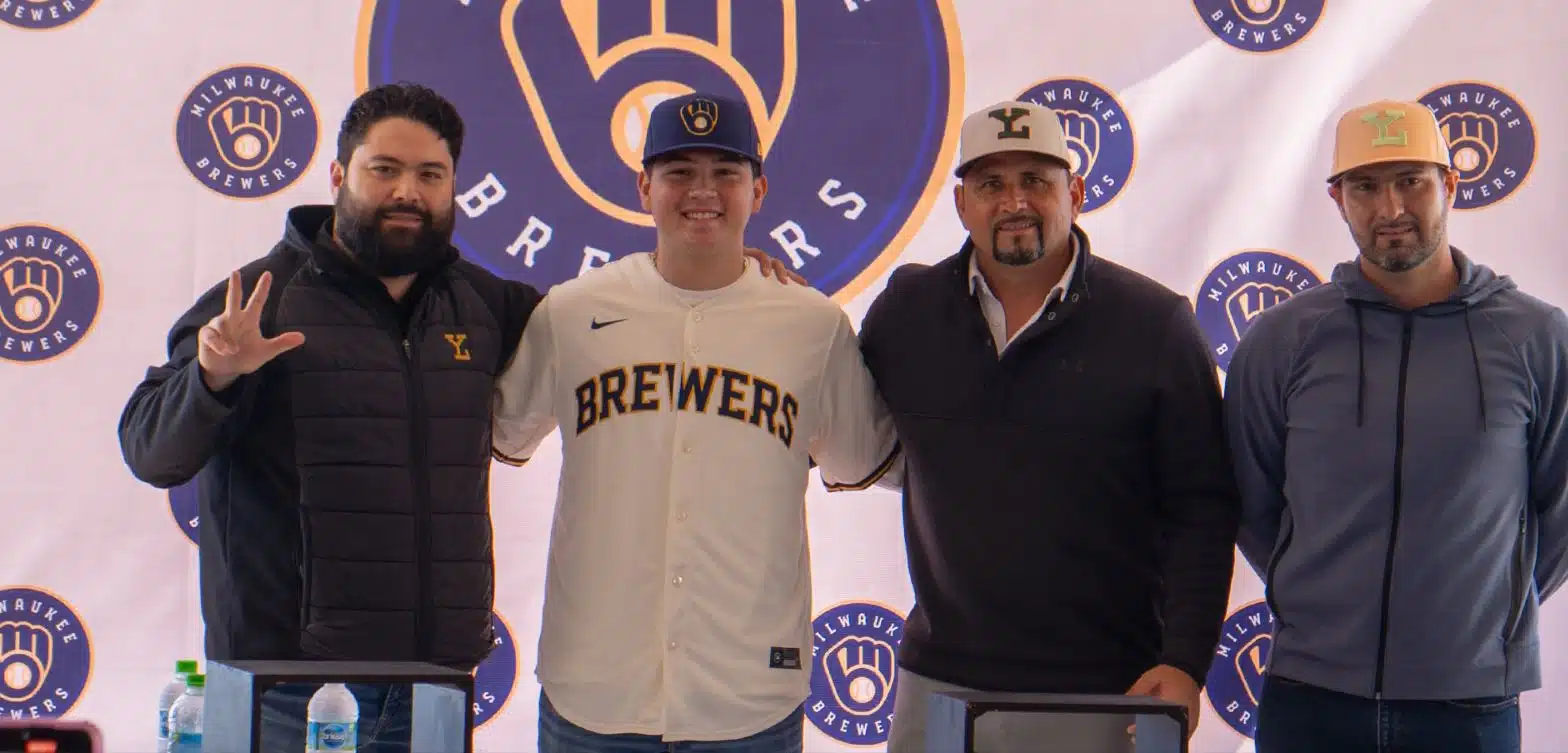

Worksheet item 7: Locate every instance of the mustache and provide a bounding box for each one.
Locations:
[1372,218,1418,232]
[377,204,433,225]
[992,213,1042,229]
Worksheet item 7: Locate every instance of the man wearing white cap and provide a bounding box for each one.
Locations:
[857,100,1242,751]
[1225,99,1568,752]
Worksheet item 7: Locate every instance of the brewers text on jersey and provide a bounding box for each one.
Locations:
[574,362,799,447]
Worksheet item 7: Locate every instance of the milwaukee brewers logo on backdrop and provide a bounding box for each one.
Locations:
[807,601,903,746]
[168,479,199,545]
[1195,249,1321,372]
[0,587,91,717]
[472,611,517,726]
[175,64,319,200]
[0,0,97,30]
[356,0,962,300]
[1205,600,1275,738]
[0,224,101,364]
[1192,0,1323,53]
[1419,82,1537,210]
[1015,78,1135,214]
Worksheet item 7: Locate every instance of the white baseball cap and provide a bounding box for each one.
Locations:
[954,100,1072,178]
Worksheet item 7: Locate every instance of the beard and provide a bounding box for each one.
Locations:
[333,190,456,277]
[1355,206,1446,273]
[990,215,1047,267]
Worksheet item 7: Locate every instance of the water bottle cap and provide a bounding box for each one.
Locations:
[175,659,199,674]
[185,673,204,688]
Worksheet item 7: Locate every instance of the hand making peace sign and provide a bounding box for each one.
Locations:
[197,270,305,392]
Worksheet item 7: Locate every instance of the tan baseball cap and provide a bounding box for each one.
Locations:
[954,100,1072,178]
[1327,99,1452,182]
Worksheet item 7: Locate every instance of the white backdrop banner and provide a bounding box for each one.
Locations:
[1,1,1562,751]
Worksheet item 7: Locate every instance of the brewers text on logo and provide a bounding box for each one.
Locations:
[0,224,102,364]
[1015,78,1136,214]
[1418,82,1536,210]
[807,601,904,746]
[0,0,97,31]
[1194,250,1321,372]
[1204,601,1275,738]
[1192,0,1324,53]
[357,0,961,301]
[0,587,92,718]
[175,64,320,200]
[472,612,517,726]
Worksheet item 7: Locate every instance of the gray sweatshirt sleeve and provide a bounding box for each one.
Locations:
[1529,308,1568,602]
[1223,312,1293,578]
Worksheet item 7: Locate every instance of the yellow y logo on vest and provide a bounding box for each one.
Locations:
[444,333,472,362]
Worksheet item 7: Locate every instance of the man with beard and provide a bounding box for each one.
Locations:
[858,100,1241,752]
[1225,99,1568,753]
[116,83,801,752]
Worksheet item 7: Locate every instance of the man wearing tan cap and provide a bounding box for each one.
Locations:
[1225,99,1568,752]
[854,100,1242,751]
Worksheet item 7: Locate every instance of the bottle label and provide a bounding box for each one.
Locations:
[157,710,169,740]
[308,721,357,751]
[170,731,201,749]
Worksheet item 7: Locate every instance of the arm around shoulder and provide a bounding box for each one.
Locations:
[492,293,559,466]
[812,310,900,493]
[1528,307,1568,601]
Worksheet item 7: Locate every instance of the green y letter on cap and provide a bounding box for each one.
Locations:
[988,108,1032,140]
[1362,109,1409,148]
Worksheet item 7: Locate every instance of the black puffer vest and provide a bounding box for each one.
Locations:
[275,207,507,668]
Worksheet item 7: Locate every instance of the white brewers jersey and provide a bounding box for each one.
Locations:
[492,252,900,741]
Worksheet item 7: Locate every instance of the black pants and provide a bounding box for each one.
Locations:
[1256,674,1521,753]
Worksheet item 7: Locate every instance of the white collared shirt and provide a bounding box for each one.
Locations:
[968,235,1079,355]
[491,253,900,741]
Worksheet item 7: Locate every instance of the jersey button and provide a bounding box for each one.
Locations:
[676,511,688,521]
[668,641,678,650]
[693,312,703,322]
[672,576,683,586]
[683,445,693,454]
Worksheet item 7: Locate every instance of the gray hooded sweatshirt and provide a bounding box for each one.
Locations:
[1224,247,1568,700]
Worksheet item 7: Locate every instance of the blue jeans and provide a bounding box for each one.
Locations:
[1256,674,1521,753]
[260,683,413,753]
[537,691,804,753]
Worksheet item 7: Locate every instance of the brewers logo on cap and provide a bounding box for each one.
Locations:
[643,93,761,168]
[680,99,719,136]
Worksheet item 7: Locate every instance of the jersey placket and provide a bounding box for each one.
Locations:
[662,304,708,726]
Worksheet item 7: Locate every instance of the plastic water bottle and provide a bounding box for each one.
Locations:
[157,659,199,753]
[306,683,359,752]
[167,672,205,753]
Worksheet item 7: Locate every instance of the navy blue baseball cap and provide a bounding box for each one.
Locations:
[642,92,762,170]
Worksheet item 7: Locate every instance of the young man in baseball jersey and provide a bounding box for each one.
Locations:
[492,92,901,753]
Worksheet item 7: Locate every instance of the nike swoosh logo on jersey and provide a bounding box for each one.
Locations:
[590,317,627,330]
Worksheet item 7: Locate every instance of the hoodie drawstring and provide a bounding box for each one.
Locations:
[1463,308,1487,429]
[1354,304,1366,428]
